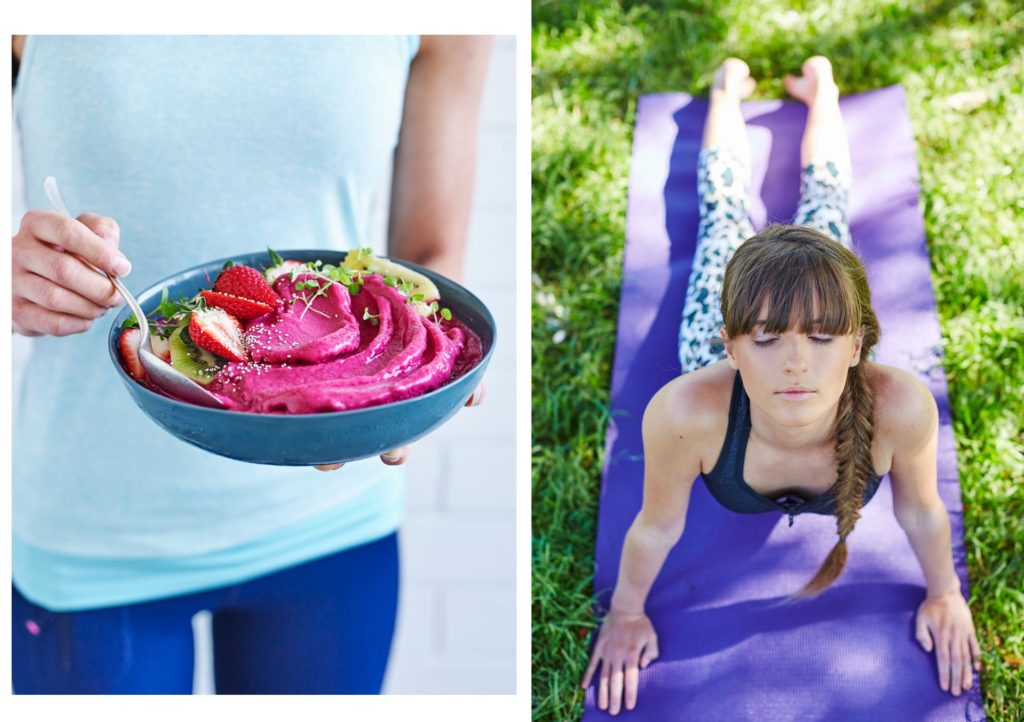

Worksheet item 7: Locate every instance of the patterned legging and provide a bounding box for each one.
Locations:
[677,146,853,373]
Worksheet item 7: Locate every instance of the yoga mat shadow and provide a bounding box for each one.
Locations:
[585,86,984,721]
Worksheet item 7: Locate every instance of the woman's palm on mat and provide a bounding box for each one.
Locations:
[582,595,982,713]
[916,589,983,697]
[581,609,659,715]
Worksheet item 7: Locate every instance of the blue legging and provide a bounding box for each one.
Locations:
[12,533,399,694]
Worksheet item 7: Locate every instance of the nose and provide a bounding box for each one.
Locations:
[782,336,809,375]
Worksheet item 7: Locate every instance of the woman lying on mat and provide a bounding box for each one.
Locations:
[582,57,981,714]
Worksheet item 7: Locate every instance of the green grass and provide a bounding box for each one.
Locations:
[532,1,1024,720]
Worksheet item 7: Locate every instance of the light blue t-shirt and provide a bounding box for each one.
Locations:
[13,35,419,610]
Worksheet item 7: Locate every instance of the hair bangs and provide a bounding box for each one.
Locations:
[724,244,860,339]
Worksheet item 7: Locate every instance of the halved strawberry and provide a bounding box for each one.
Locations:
[265,259,308,285]
[150,331,172,362]
[200,290,273,321]
[119,327,146,380]
[214,265,281,306]
[188,307,249,362]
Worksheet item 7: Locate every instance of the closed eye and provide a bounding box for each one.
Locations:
[753,337,834,347]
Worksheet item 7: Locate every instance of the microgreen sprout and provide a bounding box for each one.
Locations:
[295,291,331,320]
[158,288,202,320]
[362,307,380,326]
[293,274,333,321]
[427,300,454,324]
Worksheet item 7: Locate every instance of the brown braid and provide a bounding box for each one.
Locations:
[718,224,881,598]
[791,359,875,597]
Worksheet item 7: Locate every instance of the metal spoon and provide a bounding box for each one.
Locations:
[44,176,227,409]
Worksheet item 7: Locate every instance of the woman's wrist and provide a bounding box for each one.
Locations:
[609,589,647,617]
[925,579,962,601]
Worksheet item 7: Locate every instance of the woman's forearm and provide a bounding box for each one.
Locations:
[609,520,681,615]
[396,248,465,284]
[898,502,961,598]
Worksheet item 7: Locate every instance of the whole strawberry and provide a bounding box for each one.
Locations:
[214,264,281,307]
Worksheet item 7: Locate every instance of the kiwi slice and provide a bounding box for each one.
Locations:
[168,324,223,386]
[341,249,440,306]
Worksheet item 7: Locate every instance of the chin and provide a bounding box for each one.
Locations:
[770,396,820,422]
[772,407,815,423]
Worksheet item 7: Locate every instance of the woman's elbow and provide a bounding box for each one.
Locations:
[631,511,686,549]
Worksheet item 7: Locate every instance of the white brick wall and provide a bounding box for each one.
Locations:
[12,36,517,696]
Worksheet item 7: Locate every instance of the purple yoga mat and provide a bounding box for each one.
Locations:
[585,86,984,721]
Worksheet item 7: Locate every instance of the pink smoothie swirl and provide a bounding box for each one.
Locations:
[206,273,482,414]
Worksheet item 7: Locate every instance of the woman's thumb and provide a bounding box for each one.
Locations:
[640,639,660,668]
[915,615,933,652]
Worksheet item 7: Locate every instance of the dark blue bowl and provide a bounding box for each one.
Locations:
[107,250,495,466]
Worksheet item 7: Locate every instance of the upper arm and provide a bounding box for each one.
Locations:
[387,35,494,279]
[886,369,942,524]
[635,378,706,542]
[13,35,25,87]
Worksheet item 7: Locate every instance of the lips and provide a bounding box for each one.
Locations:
[776,388,815,400]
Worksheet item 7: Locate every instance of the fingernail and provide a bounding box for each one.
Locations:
[113,256,132,276]
[381,451,401,462]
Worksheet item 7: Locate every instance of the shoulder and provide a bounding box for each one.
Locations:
[643,360,730,459]
[868,362,938,453]
[414,36,493,60]
[638,368,720,500]
[13,35,25,62]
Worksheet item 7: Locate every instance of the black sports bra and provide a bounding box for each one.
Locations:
[701,371,884,526]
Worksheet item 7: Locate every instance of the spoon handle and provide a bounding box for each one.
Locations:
[43,176,151,350]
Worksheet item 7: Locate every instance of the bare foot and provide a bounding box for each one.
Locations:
[712,58,756,100]
[784,56,839,105]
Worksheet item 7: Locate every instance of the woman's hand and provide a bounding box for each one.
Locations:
[915,588,982,696]
[13,210,130,336]
[581,608,660,715]
[314,382,486,471]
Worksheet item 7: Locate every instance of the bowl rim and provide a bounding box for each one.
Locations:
[107,249,496,418]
